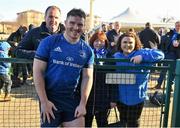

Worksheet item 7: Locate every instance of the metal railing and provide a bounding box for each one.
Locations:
[0,58,179,127]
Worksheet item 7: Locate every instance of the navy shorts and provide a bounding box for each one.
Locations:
[40,91,80,127]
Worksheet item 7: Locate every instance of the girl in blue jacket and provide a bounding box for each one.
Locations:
[114,32,164,127]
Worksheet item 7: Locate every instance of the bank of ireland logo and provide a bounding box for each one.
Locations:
[79,50,86,58]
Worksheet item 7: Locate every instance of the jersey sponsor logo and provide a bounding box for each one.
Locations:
[79,50,86,58]
[54,47,62,52]
[53,59,83,68]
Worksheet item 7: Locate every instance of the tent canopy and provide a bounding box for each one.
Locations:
[109,7,174,28]
[110,7,158,23]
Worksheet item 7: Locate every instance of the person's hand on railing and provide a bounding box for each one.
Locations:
[130,55,142,64]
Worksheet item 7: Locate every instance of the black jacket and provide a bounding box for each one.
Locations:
[7,27,26,57]
[139,28,160,49]
[159,30,179,59]
[15,22,65,59]
[106,29,122,54]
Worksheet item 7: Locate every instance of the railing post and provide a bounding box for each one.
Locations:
[163,60,175,127]
[171,59,180,127]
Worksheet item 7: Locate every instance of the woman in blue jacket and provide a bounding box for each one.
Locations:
[114,32,164,127]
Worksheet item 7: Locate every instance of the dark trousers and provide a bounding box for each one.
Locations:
[12,63,28,82]
[85,109,109,127]
[157,53,176,87]
[0,74,12,94]
[117,102,144,127]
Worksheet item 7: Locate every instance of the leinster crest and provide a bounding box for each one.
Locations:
[79,50,86,58]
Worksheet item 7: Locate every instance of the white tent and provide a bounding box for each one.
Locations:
[110,7,174,28]
[110,7,150,23]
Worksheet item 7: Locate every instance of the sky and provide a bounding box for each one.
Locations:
[0,0,180,22]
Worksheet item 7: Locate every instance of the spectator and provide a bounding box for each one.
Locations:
[139,22,160,49]
[101,23,107,33]
[15,5,65,60]
[26,23,36,78]
[128,28,136,34]
[28,24,35,31]
[106,21,123,54]
[108,22,114,31]
[33,8,94,127]
[7,26,28,87]
[153,21,180,89]
[114,32,164,127]
[0,41,12,101]
[171,22,180,59]
[85,31,117,127]
[7,26,27,49]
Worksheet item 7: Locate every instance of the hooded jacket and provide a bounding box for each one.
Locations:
[114,48,164,105]
[159,29,180,59]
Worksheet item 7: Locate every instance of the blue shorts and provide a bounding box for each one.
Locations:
[40,91,80,127]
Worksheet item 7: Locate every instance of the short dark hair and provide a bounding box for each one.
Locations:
[145,22,151,28]
[102,24,106,27]
[66,8,86,19]
[45,6,61,17]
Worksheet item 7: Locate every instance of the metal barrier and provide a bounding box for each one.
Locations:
[0,58,179,127]
[93,58,175,127]
[0,58,36,127]
[0,58,32,63]
[171,59,180,127]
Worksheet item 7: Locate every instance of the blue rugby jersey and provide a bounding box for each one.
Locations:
[35,34,94,93]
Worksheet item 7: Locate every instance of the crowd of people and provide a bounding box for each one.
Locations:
[0,5,180,127]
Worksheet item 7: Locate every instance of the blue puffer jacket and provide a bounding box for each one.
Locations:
[15,22,65,59]
[114,48,164,105]
[0,42,11,75]
[0,52,11,75]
